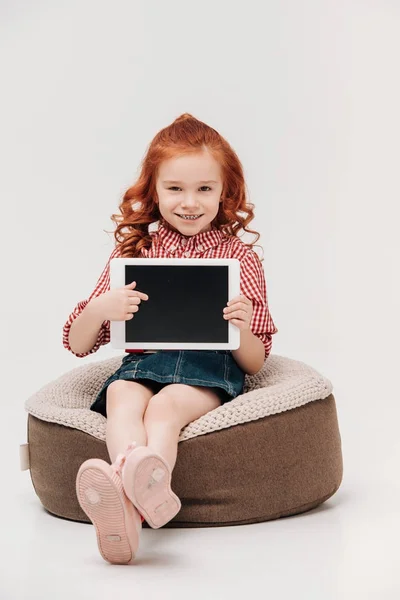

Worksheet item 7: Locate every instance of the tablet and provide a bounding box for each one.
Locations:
[109,258,241,350]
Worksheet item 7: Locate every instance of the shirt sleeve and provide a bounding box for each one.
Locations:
[240,250,278,358]
[62,247,120,357]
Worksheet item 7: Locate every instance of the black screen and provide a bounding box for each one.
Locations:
[125,265,229,343]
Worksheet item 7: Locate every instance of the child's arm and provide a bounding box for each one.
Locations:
[62,247,120,357]
[238,250,278,360]
[67,299,109,356]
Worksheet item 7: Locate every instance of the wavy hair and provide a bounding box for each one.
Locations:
[104,113,263,260]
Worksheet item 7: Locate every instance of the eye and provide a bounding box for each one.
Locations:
[168,186,212,192]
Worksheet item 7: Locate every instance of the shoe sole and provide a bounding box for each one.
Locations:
[76,459,141,564]
[122,447,181,529]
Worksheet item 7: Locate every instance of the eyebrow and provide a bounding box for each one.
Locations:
[162,180,218,184]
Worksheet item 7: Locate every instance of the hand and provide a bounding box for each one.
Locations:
[90,281,149,321]
[223,294,253,331]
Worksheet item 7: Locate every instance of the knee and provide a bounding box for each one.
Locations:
[106,380,149,416]
[143,392,181,430]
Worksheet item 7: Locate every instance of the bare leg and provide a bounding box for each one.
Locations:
[105,380,154,463]
[143,384,222,471]
[144,419,181,471]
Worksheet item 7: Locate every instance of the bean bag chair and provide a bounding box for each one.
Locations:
[21,354,342,527]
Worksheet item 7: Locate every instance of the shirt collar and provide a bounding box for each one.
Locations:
[155,221,225,253]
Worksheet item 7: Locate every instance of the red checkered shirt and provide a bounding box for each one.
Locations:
[63,223,278,358]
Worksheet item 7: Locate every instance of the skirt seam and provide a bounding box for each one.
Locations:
[224,353,234,396]
[122,372,225,387]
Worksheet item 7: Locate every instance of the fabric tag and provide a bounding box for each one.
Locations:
[20,443,30,471]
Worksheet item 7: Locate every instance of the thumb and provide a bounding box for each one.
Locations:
[124,280,137,288]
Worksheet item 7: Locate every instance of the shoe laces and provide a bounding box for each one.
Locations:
[111,441,137,476]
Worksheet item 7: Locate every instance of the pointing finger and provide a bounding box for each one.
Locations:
[127,290,149,300]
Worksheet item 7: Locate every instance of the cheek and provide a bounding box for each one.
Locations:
[213,196,222,211]
[156,194,173,210]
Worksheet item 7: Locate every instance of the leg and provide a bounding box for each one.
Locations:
[120,384,221,528]
[143,384,222,471]
[77,377,153,564]
[105,380,155,463]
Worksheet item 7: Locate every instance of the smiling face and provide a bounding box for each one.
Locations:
[155,150,224,235]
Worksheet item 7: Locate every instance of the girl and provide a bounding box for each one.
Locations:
[63,113,277,565]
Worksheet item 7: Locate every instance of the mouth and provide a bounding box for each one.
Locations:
[175,214,203,221]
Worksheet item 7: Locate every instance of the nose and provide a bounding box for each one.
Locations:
[181,192,200,209]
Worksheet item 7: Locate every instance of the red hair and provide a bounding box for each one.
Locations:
[104,113,263,260]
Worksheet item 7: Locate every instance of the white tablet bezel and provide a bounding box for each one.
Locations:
[110,257,241,350]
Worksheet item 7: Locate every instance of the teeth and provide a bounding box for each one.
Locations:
[178,214,200,220]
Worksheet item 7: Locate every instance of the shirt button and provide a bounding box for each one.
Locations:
[170,245,176,252]
[184,251,191,257]
[181,238,188,246]
[198,244,204,251]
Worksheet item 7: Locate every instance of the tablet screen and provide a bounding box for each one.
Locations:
[125,264,229,343]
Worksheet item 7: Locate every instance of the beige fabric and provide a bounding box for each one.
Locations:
[24,354,333,442]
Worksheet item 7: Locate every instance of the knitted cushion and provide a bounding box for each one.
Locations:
[23,355,343,526]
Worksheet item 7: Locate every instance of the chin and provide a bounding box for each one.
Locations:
[172,217,213,234]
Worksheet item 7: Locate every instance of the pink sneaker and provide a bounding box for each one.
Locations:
[76,454,142,565]
[121,446,181,529]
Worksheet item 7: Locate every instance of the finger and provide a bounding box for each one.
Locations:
[226,300,249,310]
[127,290,149,300]
[128,304,139,312]
[224,310,247,320]
[124,282,149,299]
[224,303,247,314]
[227,295,249,306]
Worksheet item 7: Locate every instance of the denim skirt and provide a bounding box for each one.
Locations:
[90,350,245,418]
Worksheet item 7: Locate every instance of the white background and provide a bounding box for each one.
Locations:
[1,1,399,598]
